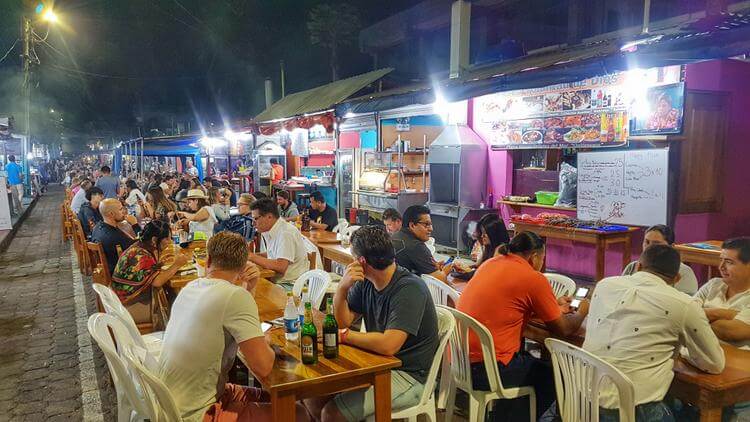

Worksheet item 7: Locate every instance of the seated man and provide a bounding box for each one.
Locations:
[308,191,338,231]
[391,205,451,284]
[586,245,725,421]
[304,225,438,422]
[248,198,310,282]
[457,231,588,419]
[622,224,698,294]
[158,232,309,421]
[693,237,750,349]
[91,198,141,274]
[382,208,402,235]
[77,187,104,239]
[276,190,299,221]
[70,178,92,214]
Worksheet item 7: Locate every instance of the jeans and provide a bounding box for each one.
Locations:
[471,351,555,421]
[600,401,675,422]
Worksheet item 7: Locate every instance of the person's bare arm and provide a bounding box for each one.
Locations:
[334,263,363,328]
[152,254,190,288]
[310,220,329,230]
[704,308,739,322]
[247,254,290,275]
[343,329,408,356]
[544,300,589,337]
[238,336,275,378]
[711,319,750,343]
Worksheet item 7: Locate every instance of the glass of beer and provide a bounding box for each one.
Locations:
[193,248,207,277]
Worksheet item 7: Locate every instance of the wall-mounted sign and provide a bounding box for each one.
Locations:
[395,117,411,132]
[473,66,683,149]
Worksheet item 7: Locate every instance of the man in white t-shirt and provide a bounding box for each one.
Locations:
[584,245,724,420]
[158,231,309,421]
[248,198,310,282]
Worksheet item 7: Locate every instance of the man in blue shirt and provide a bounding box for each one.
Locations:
[94,165,120,199]
[5,155,24,215]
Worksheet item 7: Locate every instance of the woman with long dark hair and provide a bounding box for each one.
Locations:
[475,214,510,267]
[177,189,218,239]
[111,220,189,325]
[144,185,178,221]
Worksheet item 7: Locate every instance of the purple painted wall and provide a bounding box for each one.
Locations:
[475,59,750,281]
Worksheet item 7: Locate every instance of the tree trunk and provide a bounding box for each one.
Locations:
[331,43,339,81]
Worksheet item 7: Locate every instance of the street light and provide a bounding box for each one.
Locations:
[42,9,58,23]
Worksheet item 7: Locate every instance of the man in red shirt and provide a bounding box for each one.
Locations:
[457,231,589,420]
[269,158,284,184]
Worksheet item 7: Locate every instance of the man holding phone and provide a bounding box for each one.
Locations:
[304,225,439,422]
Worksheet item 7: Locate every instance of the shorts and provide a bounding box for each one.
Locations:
[333,370,423,422]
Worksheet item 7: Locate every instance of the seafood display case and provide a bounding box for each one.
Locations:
[352,149,428,215]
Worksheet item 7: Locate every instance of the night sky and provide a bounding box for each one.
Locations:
[0,0,419,144]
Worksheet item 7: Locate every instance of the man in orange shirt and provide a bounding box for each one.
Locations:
[269,158,284,184]
[457,232,589,420]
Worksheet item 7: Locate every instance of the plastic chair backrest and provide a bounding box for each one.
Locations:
[415,305,455,406]
[420,274,460,306]
[87,313,151,419]
[545,273,577,298]
[292,269,332,309]
[545,338,636,422]
[123,345,183,422]
[332,219,349,234]
[444,307,506,394]
[92,283,148,350]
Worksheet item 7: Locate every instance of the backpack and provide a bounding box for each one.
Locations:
[215,214,256,241]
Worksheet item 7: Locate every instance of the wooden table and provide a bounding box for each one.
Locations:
[524,320,750,422]
[252,278,401,422]
[302,230,355,271]
[675,240,722,279]
[511,221,639,281]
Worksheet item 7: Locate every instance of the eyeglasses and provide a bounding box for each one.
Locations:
[415,221,433,228]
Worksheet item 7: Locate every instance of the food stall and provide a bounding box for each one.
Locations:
[253,140,287,196]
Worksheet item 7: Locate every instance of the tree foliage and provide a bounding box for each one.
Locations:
[307,3,361,81]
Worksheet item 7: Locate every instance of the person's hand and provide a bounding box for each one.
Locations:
[341,262,364,290]
[172,253,190,268]
[704,308,738,322]
[238,262,261,291]
[124,214,138,225]
[557,295,573,314]
[576,298,590,316]
[441,262,454,275]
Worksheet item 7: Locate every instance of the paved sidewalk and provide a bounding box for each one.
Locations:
[0,187,116,421]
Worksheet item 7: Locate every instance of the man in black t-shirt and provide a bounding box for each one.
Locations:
[391,205,453,285]
[304,225,438,422]
[91,198,141,274]
[307,190,338,231]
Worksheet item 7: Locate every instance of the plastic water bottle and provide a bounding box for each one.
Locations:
[284,292,299,342]
[299,286,309,328]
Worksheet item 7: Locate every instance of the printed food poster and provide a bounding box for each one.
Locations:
[472,66,683,149]
[631,83,685,135]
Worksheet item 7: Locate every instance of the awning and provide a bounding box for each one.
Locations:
[336,13,750,115]
[253,68,393,123]
[114,135,204,179]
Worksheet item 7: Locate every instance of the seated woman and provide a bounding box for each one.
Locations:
[123,179,147,218]
[622,224,698,294]
[460,214,510,276]
[177,189,218,239]
[111,221,190,326]
[144,185,178,222]
[208,186,231,222]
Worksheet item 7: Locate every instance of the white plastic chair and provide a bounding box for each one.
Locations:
[292,269,332,310]
[420,274,461,411]
[332,218,349,234]
[340,225,361,243]
[545,273,577,298]
[92,283,163,358]
[443,307,537,422]
[545,338,636,422]
[88,313,151,422]
[122,345,184,422]
[367,306,455,422]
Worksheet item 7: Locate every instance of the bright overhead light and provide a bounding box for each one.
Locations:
[344,112,356,118]
[26,152,34,160]
[199,136,227,149]
[223,130,252,142]
[43,9,58,23]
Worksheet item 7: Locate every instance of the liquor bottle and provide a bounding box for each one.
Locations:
[301,209,311,232]
[300,301,318,364]
[283,292,299,342]
[323,298,339,359]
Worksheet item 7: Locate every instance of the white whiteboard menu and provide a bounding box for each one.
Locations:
[0,177,12,230]
[577,149,668,227]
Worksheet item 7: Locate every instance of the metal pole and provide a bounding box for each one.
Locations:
[280,60,286,98]
[23,16,32,193]
[642,0,651,34]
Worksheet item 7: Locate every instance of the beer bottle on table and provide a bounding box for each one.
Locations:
[301,209,311,232]
[300,302,318,364]
[323,298,338,359]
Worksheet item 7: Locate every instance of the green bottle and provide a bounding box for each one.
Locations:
[300,301,318,364]
[323,298,338,359]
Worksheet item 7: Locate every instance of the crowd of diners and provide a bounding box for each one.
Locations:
[66,163,750,422]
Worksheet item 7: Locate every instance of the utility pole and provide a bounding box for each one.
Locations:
[22,16,32,193]
[280,60,286,98]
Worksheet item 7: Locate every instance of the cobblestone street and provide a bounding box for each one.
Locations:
[0,187,116,421]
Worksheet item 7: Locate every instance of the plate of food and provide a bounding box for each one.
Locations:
[522,130,543,144]
[570,90,591,110]
[563,115,582,128]
[544,117,563,129]
[545,93,563,112]
[581,113,601,127]
[544,128,565,143]
[583,127,601,142]
[563,128,585,143]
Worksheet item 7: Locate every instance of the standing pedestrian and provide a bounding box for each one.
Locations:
[5,155,24,215]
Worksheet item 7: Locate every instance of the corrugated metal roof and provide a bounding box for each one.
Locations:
[253,68,393,123]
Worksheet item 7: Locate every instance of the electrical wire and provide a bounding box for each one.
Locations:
[0,38,20,65]
[47,63,205,80]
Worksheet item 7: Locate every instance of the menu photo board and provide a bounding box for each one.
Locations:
[473,66,684,149]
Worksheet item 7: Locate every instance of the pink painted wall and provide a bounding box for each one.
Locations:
[475,59,750,281]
